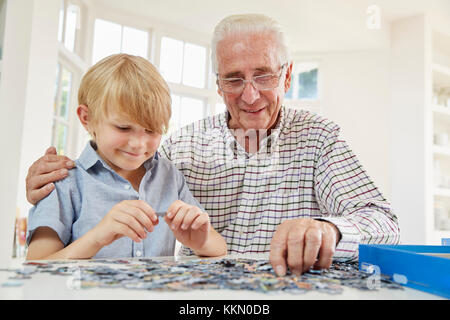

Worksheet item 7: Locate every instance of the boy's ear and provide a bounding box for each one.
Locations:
[77,105,90,130]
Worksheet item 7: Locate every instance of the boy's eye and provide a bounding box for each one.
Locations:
[116,126,130,131]
[145,129,154,134]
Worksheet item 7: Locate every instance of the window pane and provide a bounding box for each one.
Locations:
[57,0,64,43]
[160,37,183,83]
[122,26,148,58]
[182,42,206,88]
[297,62,318,100]
[215,103,227,115]
[52,122,68,155]
[92,19,122,64]
[60,68,72,120]
[64,5,78,52]
[179,97,204,127]
[54,63,61,115]
[169,94,181,133]
[285,73,294,99]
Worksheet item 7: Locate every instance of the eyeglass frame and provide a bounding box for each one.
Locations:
[216,63,288,94]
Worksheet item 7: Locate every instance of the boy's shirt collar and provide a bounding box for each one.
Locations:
[77,140,158,172]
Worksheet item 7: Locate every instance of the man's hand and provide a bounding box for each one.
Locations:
[269,218,341,276]
[26,146,76,205]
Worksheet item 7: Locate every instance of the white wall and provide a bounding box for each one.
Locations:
[293,49,392,201]
[0,2,441,263]
[16,0,60,219]
[390,15,430,245]
[0,0,59,265]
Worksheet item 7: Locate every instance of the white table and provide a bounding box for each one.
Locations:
[0,255,444,300]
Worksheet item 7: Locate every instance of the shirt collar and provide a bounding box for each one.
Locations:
[77,141,158,172]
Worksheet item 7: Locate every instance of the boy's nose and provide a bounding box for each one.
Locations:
[129,134,146,149]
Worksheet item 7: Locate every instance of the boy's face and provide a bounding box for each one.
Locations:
[91,110,161,174]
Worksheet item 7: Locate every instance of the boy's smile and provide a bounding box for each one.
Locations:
[91,111,161,177]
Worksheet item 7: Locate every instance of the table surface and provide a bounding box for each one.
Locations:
[0,255,445,300]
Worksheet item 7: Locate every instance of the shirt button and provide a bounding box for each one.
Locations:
[135,250,142,257]
[124,185,131,190]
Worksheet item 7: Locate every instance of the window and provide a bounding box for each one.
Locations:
[285,62,319,100]
[58,0,80,53]
[160,36,207,88]
[215,103,227,115]
[159,35,215,136]
[92,19,149,64]
[54,1,88,158]
[52,63,74,155]
[168,94,206,134]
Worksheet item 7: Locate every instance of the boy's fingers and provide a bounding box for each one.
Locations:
[191,212,209,230]
[166,200,184,219]
[170,206,189,230]
[129,200,158,223]
[115,222,141,243]
[114,211,147,239]
[180,208,200,230]
[124,204,155,233]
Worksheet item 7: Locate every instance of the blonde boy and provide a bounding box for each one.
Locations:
[26,54,227,259]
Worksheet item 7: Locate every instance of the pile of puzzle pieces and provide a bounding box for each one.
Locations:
[1,257,403,294]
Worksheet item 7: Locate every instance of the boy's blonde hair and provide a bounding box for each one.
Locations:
[78,53,171,135]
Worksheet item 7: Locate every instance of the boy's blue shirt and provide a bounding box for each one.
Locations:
[26,141,203,258]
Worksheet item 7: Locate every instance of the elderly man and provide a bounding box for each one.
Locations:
[25,14,399,276]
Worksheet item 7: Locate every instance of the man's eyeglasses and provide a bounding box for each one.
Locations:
[217,63,287,94]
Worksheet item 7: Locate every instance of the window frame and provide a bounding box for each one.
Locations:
[154,31,223,133]
[91,18,151,65]
[284,58,323,114]
[60,3,227,156]
[53,0,89,158]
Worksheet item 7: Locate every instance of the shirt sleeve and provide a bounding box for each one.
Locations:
[313,127,400,261]
[173,166,206,256]
[26,174,76,247]
[159,136,172,161]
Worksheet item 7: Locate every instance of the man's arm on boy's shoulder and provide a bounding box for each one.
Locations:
[26,146,76,205]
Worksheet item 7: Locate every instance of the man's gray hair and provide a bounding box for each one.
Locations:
[211,14,291,74]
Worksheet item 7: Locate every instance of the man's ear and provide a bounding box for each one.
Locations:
[284,62,293,93]
[217,82,223,98]
[77,105,90,131]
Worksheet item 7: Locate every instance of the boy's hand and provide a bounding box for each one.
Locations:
[90,200,159,248]
[164,200,210,252]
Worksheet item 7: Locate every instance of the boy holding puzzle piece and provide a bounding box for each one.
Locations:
[26,54,227,260]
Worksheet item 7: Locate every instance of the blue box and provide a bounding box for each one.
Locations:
[358,244,450,299]
[442,238,450,246]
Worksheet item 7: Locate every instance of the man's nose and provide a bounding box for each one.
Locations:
[240,80,260,105]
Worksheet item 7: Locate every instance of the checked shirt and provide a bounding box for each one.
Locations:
[160,106,400,260]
